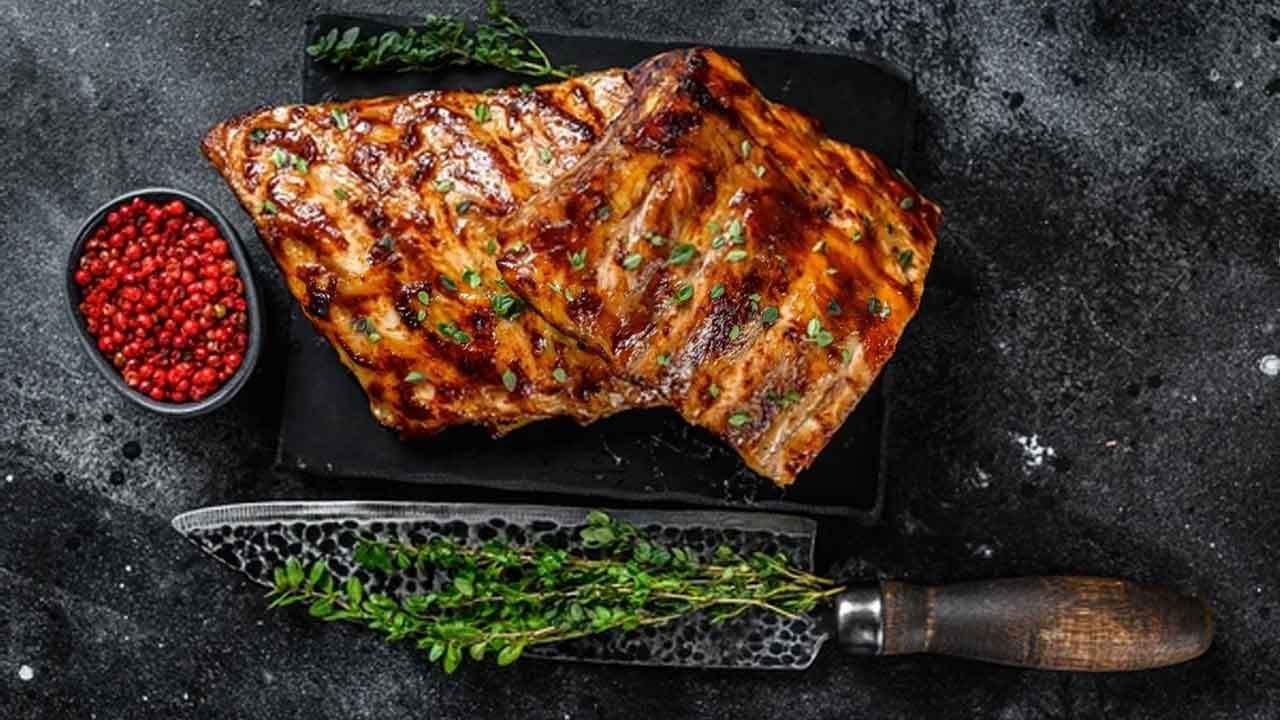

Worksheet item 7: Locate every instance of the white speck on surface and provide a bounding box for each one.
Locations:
[1208,68,1221,82]
[18,665,34,681]
[1259,354,1280,376]
[967,465,992,489]
[1013,433,1055,470]
[183,692,190,701]
[4,474,11,482]
[124,564,132,572]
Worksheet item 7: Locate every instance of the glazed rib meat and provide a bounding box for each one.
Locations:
[497,49,941,484]
[203,71,657,435]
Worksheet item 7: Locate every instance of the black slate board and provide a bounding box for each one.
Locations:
[276,15,917,518]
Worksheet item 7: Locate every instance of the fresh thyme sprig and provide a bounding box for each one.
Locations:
[306,0,576,79]
[266,512,843,673]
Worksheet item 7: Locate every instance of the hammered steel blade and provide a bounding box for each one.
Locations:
[172,501,829,669]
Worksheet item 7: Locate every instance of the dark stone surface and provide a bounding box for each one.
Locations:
[1,1,1277,718]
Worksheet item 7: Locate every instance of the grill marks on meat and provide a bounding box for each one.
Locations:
[497,49,941,484]
[203,71,657,436]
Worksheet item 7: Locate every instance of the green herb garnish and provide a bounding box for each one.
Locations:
[622,253,643,270]
[404,371,425,383]
[726,249,748,263]
[436,321,471,344]
[491,293,525,319]
[352,316,381,343]
[804,318,834,348]
[656,354,670,366]
[896,248,914,271]
[435,179,455,193]
[334,187,349,201]
[539,147,553,164]
[331,107,350,130]
[501,369,518,392]
[569,249,586,271]
[249,128,267,143]
[900,196,915,210]
[668,243,697,266]
[669,283,694,305]
[261,200,278,215]
[265,512,842,674]
[552,367,568,384]
[473,103,491,123]
[761,306,779,326]
[726,219,743,244]
[728,411,752,427]
[306,1,576,79]
[709,283,725,300]
[867,296,891,320]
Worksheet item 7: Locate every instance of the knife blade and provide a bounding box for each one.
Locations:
[173,501,829,669]
[174,501,1214,672]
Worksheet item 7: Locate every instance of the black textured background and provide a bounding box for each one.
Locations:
[2,1,1278,718]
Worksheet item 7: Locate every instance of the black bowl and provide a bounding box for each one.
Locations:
[65,187,263,417]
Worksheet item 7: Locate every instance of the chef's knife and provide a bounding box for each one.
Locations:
[173,501,1212,671]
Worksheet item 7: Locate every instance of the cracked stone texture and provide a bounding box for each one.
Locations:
[2,1,1278,718]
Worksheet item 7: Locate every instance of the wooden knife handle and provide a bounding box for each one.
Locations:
[877,576,1213,671]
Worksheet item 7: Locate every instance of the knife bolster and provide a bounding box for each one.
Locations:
[834,587,884,655]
